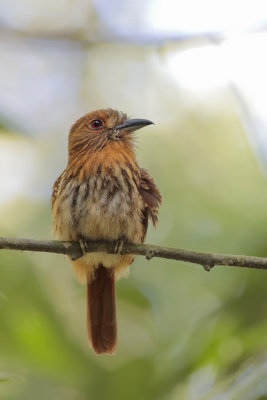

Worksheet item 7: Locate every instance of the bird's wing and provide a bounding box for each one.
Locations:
[51,171,64,208]
[139,168,162,238]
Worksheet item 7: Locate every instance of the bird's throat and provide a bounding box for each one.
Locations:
[68,140,137,181]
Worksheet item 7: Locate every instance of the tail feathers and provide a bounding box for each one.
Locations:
[86,264,117,354]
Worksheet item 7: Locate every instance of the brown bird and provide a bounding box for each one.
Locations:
[51,109,161,354]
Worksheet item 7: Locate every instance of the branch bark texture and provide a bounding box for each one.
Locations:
[0,236,267,271]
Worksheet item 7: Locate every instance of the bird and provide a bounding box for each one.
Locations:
[51,108,161,354]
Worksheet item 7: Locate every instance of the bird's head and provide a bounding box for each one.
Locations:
[68,108,153,157]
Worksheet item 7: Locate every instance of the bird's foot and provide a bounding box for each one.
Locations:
[78,238,88,256]
[114,238,125,255]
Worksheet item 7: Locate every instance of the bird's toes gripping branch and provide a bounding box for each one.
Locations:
[78,238,89,256]
[114,238,125,255]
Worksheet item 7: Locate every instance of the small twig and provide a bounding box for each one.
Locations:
[0,236,267,271]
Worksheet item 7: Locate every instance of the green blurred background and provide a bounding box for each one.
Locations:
[1,1,267,399]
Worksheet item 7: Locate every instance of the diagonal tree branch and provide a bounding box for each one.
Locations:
[0,236,267,271]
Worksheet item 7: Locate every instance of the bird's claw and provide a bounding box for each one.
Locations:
[78,239,88,256]
[114,239,124,255]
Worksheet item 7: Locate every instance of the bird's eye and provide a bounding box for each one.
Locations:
[90,119,103,129]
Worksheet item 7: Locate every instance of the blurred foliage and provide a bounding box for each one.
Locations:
[1,2,267,399]
[1,107,267,400]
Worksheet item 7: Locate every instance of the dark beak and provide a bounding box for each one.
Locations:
[115,118,154,133]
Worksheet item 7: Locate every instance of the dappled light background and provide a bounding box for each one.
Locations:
[1,1,267,399]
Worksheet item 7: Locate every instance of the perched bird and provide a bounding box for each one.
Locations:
[51,109,161,354]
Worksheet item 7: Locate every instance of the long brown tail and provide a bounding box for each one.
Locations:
[86,264,117,354]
